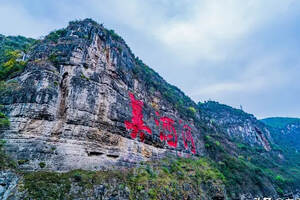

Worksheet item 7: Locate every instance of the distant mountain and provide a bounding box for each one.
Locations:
[262,117,300,129]
[261,117,300,151]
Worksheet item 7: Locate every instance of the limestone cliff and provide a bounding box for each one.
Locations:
[0,19,209,171]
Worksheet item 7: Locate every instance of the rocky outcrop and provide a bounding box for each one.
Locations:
[0,171,19,200]
[199,101,272,151]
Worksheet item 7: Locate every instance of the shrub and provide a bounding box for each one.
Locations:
[39,162,46,168]
[275,175,286,186]
[236,143,247,150]
[45,29,67,42]
[73,172,82,182]
[188,107,197,114]
[18,159,29,165]
[108,29,123,41]
[0,111,9,128]
[80,73,90,81]
[53,81,59,86]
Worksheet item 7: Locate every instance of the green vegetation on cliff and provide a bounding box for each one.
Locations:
[0,139,16,170]
[0,105,9,128]
[0,35,35,62]
[20,157,225,199]
[0,34,35,81]
[0,112,9,128]
[203,133,300,198]
[0,50,27,81]
[198,100,253,123]
[134,57,198,121]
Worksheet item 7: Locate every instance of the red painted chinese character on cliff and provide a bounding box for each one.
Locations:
[155,112,178,148]
[125,92,152,142]
[182,125,196,154]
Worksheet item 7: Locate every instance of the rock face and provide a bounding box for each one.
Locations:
[0,19,208,171]
[199,101,272,151]
[0,171,19,200]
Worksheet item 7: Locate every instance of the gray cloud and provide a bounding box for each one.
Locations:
[0,0,299,118]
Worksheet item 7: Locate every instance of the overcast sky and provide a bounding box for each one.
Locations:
[1,0,300,119]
